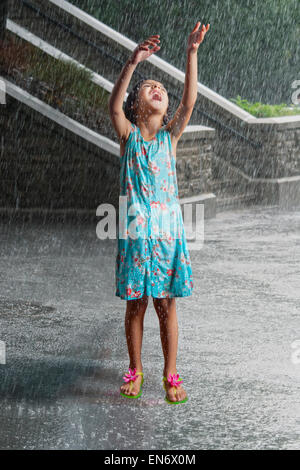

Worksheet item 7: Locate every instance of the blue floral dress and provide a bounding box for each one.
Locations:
[115,123,194,300]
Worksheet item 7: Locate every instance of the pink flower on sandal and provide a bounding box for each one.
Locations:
[167,373,182,388]
[123,368,138,383]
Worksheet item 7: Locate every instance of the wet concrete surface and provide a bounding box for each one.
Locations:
[0,205,300,449]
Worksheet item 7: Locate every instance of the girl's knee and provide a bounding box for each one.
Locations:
[152,297,175,316]
[126,294,149,314]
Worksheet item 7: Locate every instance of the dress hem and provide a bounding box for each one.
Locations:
[115,289,193,300]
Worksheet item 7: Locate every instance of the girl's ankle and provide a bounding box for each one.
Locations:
[163,370,178,378]
[129,365,143,372]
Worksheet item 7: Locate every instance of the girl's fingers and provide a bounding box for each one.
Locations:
[191,21,201,33]
[138,35,160,48]
[191,22,209,36]
[138,44,161,55]
[196,23,210,42]
[142,44,158,50]
[144,39,160,45]
[143,40,160,47]
[149,45,161,50]
[149,46,161,55]
[146,35,160,41]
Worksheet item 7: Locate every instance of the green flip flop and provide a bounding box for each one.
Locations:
[163,374,188,404]
[120,369,144,399]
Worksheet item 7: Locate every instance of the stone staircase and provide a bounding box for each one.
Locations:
[0,89,120,222]
[3,0,261,214]
[209,179,257,210]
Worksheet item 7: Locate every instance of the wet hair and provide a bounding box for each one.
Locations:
[124,79,171,126]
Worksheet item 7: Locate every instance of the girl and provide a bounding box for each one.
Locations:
[108,21,210,404]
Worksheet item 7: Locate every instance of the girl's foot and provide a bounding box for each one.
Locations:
[120,371,143,397]
[163,371,187,403]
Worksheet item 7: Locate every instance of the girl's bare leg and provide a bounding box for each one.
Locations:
[120,293,149,396]
[153,297,187,402]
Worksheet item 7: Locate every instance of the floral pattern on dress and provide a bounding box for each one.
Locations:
[115,123,194,300]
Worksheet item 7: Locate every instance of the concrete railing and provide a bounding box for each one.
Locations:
[3,21,219,209]
[6,18,125,98]
[4,0,300,209]
[47,0,253,122]
[44,1,299,127]
[0,77,218,218]
[1,77,120,157]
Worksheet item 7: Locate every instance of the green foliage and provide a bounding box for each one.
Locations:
[0,34,110,110]
[230,95,300,117]
[27,45,109,109]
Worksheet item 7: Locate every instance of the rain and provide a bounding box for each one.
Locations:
[0,0,300,451]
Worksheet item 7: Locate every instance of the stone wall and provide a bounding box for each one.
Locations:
[0,93,216,219]
[8,0,299,184]
[6,0,300,212]
[176,127,215,198]
[0,94,120,218]
[6,0,185,120]
[202,101,300,179]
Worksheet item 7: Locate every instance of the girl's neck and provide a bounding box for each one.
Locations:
[136,117,164,139]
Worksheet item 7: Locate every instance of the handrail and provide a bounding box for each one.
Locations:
[1,77,121,157]
[15,0,263,148]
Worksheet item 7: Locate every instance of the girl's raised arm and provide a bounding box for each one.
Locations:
[108,35,161,142]
[165,22,210,144]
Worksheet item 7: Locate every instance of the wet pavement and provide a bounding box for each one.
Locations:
[0,205,300,450]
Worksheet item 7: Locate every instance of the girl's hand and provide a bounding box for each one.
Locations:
[187,22,210,54]
[129,35,161,65]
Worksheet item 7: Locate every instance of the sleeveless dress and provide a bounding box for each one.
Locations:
[115,122,194,300]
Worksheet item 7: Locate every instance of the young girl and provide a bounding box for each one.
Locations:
[108,21,210,404]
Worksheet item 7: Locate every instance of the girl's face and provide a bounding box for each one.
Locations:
[135,80,169,119]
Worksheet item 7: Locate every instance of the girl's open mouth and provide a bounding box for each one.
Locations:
[151,92,162,101]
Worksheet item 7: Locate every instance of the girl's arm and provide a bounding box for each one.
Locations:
[165,22,210,143]
[108,35,161,142]
[108,59,137,141]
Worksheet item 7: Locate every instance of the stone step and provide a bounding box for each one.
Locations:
[209,178,238,190]
[0,195,16,206]
[0,179,104,195]
[210,177,257,197]
[7,1,181,99]
[0,206,99,223]
[1,159,105,169]
[0,167,112,183]
[4,3,261,216]
[13,199,102,210]
[2,150,102,163]
[0,183,103,197]
[179,193,216,219]
[216,192,257,211]
[176,146,200,157]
